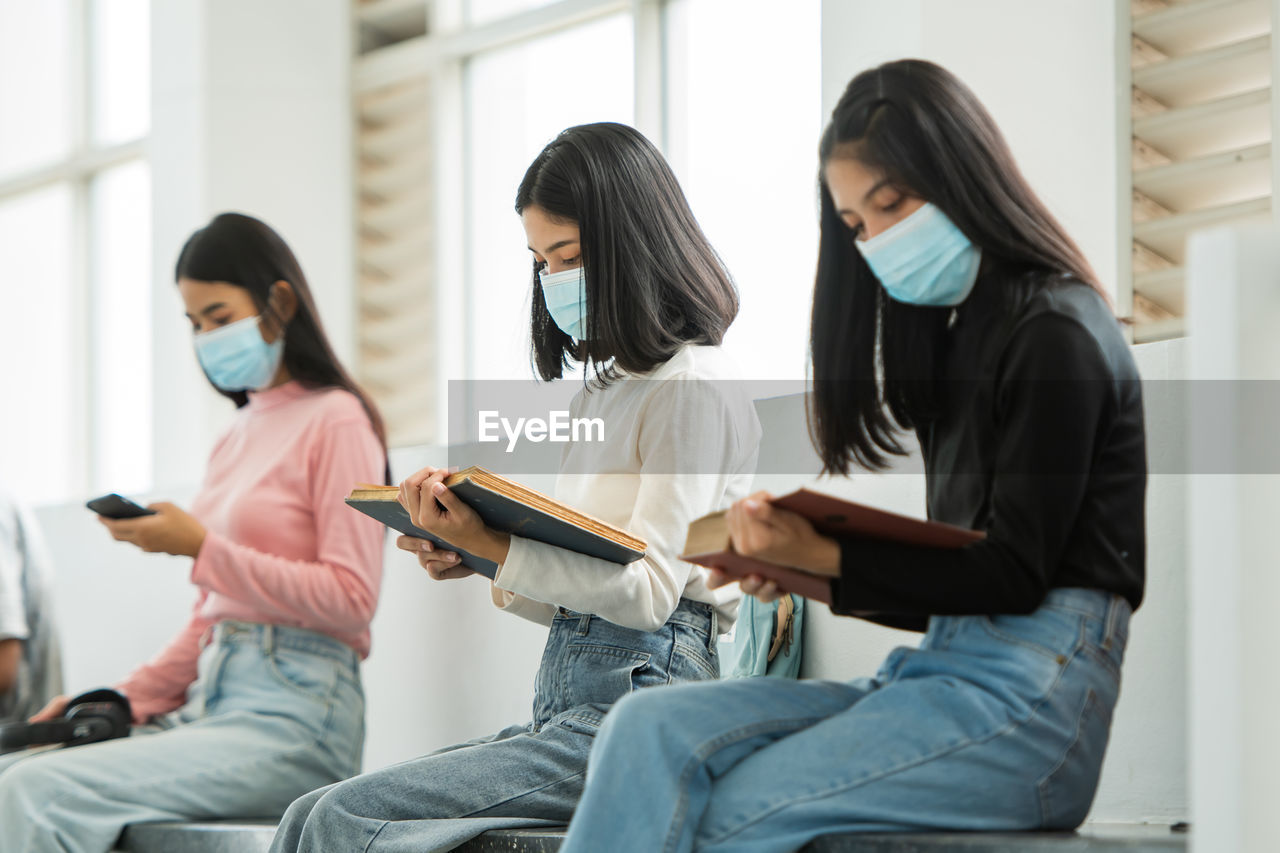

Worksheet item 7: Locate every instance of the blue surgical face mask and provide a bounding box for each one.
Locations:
[855,201,982,307]
[538,266,587,339]
[193,314,285,391]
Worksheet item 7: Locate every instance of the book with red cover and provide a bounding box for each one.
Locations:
[680,489,985,605]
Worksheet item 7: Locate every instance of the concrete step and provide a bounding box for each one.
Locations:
[114,821,1188,853]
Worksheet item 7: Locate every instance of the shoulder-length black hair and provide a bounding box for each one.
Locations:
[175,212,389,462]
[515,122,738,382]
[810,59,1106,474]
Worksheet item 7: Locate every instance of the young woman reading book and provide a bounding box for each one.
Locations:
[557,59,1147,852]
[269,122,762,853]
[0,213,387,853]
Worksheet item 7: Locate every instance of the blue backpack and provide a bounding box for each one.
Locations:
[719,593,804,679]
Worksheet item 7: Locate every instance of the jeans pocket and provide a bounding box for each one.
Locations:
[264,647,340,704]
[564,644,655,709]
[1036,688,1113,830]
[977,610,1081,663]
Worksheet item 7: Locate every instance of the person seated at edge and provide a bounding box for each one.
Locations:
[0,483,62,726]
[557,59,1147,853]
[0,212,388,853]
[269,121,762,853]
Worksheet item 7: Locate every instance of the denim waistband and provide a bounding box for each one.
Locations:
[203,620,359,667]
[557,597,715,629]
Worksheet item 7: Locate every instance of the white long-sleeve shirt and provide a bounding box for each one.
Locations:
[490,345,761,632]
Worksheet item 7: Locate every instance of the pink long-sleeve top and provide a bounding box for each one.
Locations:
[116,381,386,723]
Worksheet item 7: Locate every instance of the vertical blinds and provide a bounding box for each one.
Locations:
[355,0,434,446]
[1128,0,1272,342]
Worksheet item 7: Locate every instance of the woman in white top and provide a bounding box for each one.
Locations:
[270,122,761,853]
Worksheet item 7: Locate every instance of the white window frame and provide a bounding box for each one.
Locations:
[0,0,149,499]
[354,0,666,444]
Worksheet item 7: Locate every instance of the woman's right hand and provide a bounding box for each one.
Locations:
[395,535,477,582]
[29,694,70,722]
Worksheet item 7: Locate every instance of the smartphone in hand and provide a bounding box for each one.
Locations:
[86,493,157,520]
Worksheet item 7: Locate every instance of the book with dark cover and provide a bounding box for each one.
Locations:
[680,489,985,605]
[345,466,647,579]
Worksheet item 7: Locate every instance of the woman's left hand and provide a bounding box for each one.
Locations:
[707,568,785,603]
[98,502,207,557]
[725,491,841,577]
[399,466,511,564]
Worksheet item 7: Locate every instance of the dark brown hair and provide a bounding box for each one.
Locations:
[175,212,389,474]
[810,59,1105,474]
[515,122,738,383]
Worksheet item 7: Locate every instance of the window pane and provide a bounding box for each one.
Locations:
[466,0,559,26]
[665,0,821,380]
[0,185,77,503]
[90,159,152,494]
[464,14,634,380]
[91,0,151,145]
[0,2,72,178]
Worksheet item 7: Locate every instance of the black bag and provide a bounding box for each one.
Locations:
[0,688,132,752]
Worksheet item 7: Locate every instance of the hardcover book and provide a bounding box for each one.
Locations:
[680,489,985,604]
[346,466,647,579]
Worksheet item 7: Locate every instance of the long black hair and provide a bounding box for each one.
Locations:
[515,122,738,383]
[175,212,389,470]
[810,59,1105,474]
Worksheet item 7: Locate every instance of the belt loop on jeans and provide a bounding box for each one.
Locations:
[708,608,719,653]
[576,613,591,636]
[263,623,275,655]
[1102,595,1119,650]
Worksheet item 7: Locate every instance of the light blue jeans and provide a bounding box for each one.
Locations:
[561,587,1131,853]
[0,621,365,853]
[270,598,720,853]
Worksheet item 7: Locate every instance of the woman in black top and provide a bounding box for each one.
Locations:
[558,59,1146,853]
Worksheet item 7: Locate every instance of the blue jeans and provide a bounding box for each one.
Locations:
[561,587,1131,853]
[270,598,720,853]
[0,621,365,853]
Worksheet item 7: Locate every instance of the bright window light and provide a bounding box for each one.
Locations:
[90,159,152,494]
[464,13,635,380]
[665,0,822,380]
[91,0,151,146]
[0,2,73,179]
[0,185,78,503]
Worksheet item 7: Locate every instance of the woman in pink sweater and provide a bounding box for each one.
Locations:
[0,213,388,853]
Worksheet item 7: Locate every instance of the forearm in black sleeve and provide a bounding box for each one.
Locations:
[830,314,1112,618]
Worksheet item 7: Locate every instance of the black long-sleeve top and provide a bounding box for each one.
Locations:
[829,272,1146,630]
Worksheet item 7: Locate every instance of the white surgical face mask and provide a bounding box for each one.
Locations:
[538,266,587,339]
[855,202,982,306]
[193,314,284,391]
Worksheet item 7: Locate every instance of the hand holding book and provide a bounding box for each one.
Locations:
[398,465,512,576]
[723,494,842,577]
[345,466,647,580]
[682,489,985,606]
[700,493,842,605]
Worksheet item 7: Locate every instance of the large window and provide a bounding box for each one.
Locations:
[353,0,819,442]
[0,0,151,504]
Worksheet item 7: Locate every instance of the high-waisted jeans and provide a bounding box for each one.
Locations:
[0,621,365,853]
[561,587,1131,853]
[270,598,721,853]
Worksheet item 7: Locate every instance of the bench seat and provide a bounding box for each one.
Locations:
[113,821,1187,852]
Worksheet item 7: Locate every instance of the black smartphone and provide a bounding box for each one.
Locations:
[86,493,156,520]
